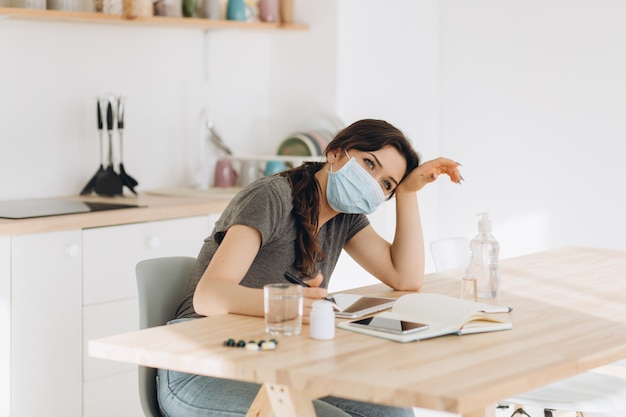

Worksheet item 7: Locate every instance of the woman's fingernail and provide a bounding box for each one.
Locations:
[455,161,463,166]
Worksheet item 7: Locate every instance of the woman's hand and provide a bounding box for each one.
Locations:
[397,157,463,193]
[301,273,327,324]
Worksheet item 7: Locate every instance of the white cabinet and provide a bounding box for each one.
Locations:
[11,230,83,417]
[83,298,140,381]
[0,236,10,417]
[83,369,143,417]
[83,216,211,305]
[82,215,216,417]
[4,212,220,417]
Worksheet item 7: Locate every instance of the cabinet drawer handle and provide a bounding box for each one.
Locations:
[147,236,161,249]
[65,244,81,257]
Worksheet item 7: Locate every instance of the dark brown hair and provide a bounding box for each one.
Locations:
[280,119,420,277]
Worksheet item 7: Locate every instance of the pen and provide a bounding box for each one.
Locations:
[283,271,341,311]
[480,306,513,313]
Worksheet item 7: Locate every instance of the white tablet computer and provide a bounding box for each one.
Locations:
[329,294,396,319]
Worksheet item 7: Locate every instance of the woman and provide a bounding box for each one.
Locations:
[159,119,462,417]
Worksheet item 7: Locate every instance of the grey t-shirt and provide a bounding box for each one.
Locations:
[175,175,370,319]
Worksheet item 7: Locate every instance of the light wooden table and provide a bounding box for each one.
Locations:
[89,247,626,417]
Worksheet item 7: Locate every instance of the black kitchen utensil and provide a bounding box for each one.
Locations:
[94,97,123,196]
[79,99,107,195]
[117,97,138,195]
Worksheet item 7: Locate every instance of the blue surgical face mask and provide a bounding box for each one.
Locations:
[326,152,386,214]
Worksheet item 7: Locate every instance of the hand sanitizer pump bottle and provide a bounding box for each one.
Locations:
[469,212,501,299]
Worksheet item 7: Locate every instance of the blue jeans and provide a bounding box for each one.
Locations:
[157,369,414,417]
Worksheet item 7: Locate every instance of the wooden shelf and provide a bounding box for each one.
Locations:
[0,7,308,30]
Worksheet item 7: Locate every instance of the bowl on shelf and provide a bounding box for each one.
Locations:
[300,130,332,155]
[277,134,317,157]
[277,129,335,156]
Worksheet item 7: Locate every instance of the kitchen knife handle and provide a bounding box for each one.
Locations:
[117,97,125,130]
[97,99,103,130]
[106,98,114,131]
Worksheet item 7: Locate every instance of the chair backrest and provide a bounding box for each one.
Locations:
[429,237,471,272]
[136,256,197,417]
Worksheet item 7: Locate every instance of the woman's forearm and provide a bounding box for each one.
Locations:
[193,277,264,317]
[389,190,425,289]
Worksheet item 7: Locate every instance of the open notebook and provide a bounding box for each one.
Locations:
[337,293,513,342]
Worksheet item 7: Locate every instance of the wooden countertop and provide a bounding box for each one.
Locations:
[0,191,232,236]
[89,247,626,416]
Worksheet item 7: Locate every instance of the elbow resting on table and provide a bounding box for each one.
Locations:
[393,281,423,292]
[386,272,424,292]
[192,284,228,317]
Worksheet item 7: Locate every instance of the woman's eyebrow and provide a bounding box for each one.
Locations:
[367,152,399,186]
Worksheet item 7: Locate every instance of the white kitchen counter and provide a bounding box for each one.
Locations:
[0,191,232,236]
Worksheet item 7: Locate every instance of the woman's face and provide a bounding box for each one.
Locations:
[334,145,407,197]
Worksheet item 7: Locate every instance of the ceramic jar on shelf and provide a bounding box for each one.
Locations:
[257,0,278,22]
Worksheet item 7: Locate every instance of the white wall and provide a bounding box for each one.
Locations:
[437,0,626,258]
[329,0,441,290]
[0,21,207,198]
[0,1,338,199]
[2,0,625,267]
[268,0,339,139]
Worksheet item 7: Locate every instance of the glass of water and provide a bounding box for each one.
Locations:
[263,283,303,335]
[460,267,477,302]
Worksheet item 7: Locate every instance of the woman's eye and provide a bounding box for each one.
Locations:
[382,179,393,192]
[364,158,375,170]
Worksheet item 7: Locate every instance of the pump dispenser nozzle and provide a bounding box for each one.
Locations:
[477,212,492,233]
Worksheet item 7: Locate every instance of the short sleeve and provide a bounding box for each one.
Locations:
[345,213,370,242]
[213,176,293,246]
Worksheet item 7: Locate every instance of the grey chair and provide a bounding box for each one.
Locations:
[136,256,197,417]
[429,238,626,417]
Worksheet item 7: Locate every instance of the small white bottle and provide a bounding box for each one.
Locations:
[309,300,335,340]
[469,212,501,299]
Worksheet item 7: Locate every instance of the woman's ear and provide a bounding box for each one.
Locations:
[326,151,337,164]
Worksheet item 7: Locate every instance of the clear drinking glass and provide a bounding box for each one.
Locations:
[263,283,303,336]
[460,267,477,302]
